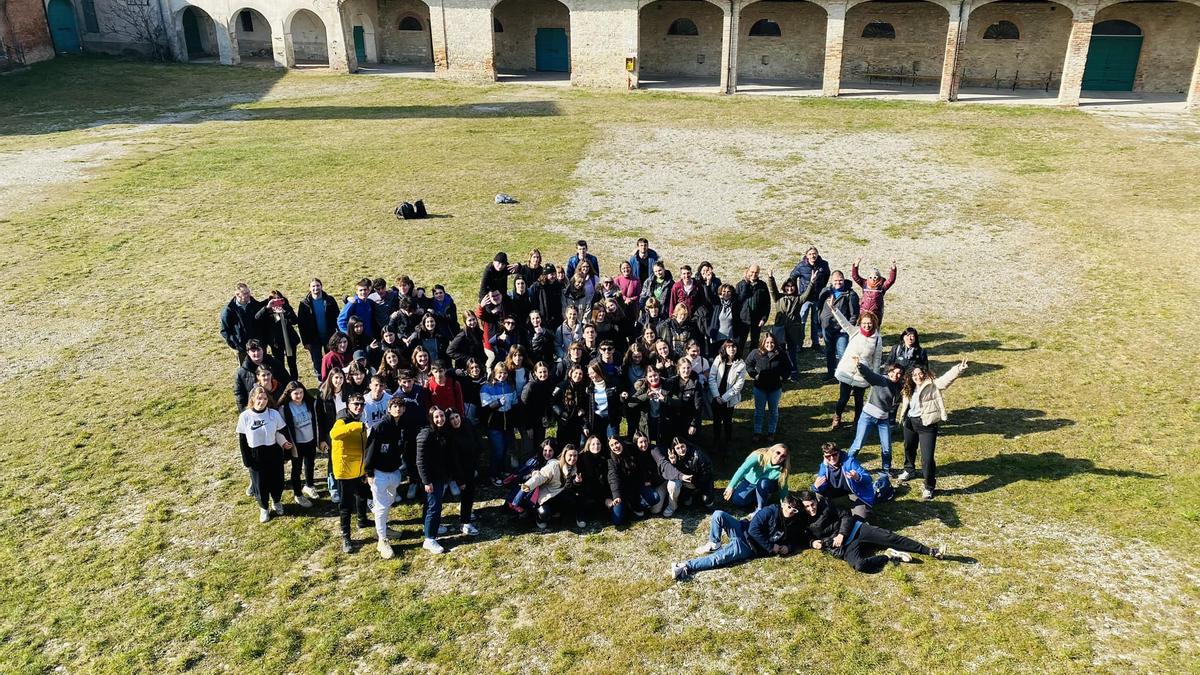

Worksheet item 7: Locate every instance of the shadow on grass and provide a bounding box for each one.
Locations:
[936,451,1160,497]
[241,101,561,121]
[946,406,1074,439]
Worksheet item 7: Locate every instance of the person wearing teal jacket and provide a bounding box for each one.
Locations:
[723,444,790,512]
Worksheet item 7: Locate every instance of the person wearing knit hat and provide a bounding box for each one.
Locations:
[479,252,514,300]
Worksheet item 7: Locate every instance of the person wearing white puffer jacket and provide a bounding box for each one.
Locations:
[830,307,882,430]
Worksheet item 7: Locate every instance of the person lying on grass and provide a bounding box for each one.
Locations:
[801,490,945,572]
[672,493,807,581]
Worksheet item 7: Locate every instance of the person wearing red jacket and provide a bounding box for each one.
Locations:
[851,257,897,325]
[428,360,465,413]
[667,264,706,319]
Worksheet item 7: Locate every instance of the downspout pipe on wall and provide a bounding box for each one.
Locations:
[726,0,734,94]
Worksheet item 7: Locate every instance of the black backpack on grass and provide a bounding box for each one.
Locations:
[395,200,428,220]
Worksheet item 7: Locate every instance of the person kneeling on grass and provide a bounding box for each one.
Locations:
[520,444,584,531]
[800,490,944,572]
[723,443,790,515]
[813,441,875,520]
[672,494,807,580]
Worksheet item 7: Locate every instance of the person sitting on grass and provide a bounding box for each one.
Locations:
[605,436,645,526]
[813,441,875,520]
[847,357,904,476]
[237,385,292,524]
[653,436,715,517]
[671,493,806,581]
[508,438,559,515]
[520,443,584,531]
[801,490,945,572]
[723,443,790,515]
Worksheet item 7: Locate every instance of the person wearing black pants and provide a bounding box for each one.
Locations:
[279,381,318,508]
[447,409,482,536]
[800,490,944,573]
[236,385,293,523]
[896,359,968,500]
[329,395,371,552]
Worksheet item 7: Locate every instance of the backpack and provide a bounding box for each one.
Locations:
[395,202,416,220]
[414,200,427,218]
[873,473,895,502]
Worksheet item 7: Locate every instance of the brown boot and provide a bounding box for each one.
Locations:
[829,414,842,431]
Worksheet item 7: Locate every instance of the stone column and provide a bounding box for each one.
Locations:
[325,4,358,73]
[427,0,449,71]
[720,0,739,94]
[1056,2,1097,107]
[438,0,495,81]
[214,19,236,65]
[1188,40,1200,108]
[821,1,846,97]
[273,13,293,68]
[938,3,967,102]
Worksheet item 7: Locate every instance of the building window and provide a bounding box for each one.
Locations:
[240,10,255,32]
[983,20,1019,40]
[82,0,100,33]
[1092,20,1141,36]
[748,19,781,37]
[494,18,503,33]
[861,22,895,39]
[667,19,699,36]
[398,16,423,31]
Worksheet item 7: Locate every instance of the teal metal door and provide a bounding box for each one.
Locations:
[1082,35,1142,91]
[535,27,568,72]
[47,0,81,54]
[353,26,367,62]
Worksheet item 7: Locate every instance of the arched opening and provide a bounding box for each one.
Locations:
[181,6,219,61]
[637,0,724,87]
[378,0,433,66]
[46,0,81,54]
[233,8,273,64]
[1085,3,1200,94]
[960,1,1072,93]
[493,0,571,81]
[737,0,827,87]
[287,9,329,66]
[841,1,950,89]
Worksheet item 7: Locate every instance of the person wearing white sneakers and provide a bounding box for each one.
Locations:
[447,409,483,536]
[672,494,805,581]
[364,397,409,559]
[801,490,945,572]
[416,407,453,554]
[896,359,968,501]
[520,444,583,531]
[278,381,318,508]
[236,386,293,523]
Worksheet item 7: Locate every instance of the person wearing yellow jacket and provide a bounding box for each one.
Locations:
[330,393,370,553]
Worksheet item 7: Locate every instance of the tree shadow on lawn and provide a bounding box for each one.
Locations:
[946,406,1075,439]
[935,451,1160,497]
[241,101,561,122]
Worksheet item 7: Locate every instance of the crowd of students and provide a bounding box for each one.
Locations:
[225,238,968,572]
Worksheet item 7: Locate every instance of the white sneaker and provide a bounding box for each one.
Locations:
[246,483,255,497]
[575,518,586,529]
[437,524,449,536]
[422,538,445,554]
[273,499,285,516]
[259,508,271,523]
[671,562,689,581]
[302,485,319,500]
[406,483,418,501]
[896,470,915,482]
[885,548,913,563]
[932,542,947,559]
[461,523,479,536]
[662,505,676,518]
[536,521,548,531]
[295,494,312,508]
[694,541,720,555]
[922,488,934,501]
[377,539,395,559]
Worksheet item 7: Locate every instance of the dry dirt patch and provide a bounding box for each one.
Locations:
[559,125,1068,324]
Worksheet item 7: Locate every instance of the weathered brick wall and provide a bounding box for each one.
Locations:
[736,0,826,82]
[960,3,1071,89]
[289,8,328,61]
[492,0,568,72]
[1,0,55,65]
[234,8,273,58]
[568,0,637,87]
[1097,1,1200,93]
[377,0,433,64]
[638,0,724,79]
[842,1,948,83]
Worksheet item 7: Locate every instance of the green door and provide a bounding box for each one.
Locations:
[1082,35,1142,91]
[353,26,367,62]
[47,0,81,54]
[535,27,568,72]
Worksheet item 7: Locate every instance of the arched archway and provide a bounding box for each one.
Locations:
[841,0,951,88]
[959,0,1074,92]
[1086,2,1200,93]
[180,6,219,61]
[350,11,379,64]
[492,0,571,80]
[736,0,827,86]
[637,0,725,86]
[377,0,433,66]
[287,9,329,66]
[232,8,274,64]
[46,0,81,54]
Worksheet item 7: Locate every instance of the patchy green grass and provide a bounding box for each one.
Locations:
[1,60,1198,673]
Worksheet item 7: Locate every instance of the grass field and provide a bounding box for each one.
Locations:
[1,57,1198,673]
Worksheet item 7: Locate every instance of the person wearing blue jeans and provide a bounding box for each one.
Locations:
[788,246,831,350]
[823,326,849,381]
[672,496,804,580]
[416,408,453,554]
[724,444,790,512]
[744,333,791,443]
[480,363,518,486]
[847,360,904,474]
[816,271,859,382]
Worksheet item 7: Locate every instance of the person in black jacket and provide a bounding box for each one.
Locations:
[234,340,289,411]
[528,264,564,332]
[415,408,453,554]
[671,494,805,580]
[606,437,642,526]
[668,357,704,442]
[818,272,860,383]
[521,361,556,448]
[631,431,667,514]
[788,247,831,350]
[448,311,486,369]
[364,397,409,559]
[735,265,771,354]
[583,363,623,446]
[744,333,792,443]
[848,358,904,474]
[801,490,945,572]
[255,290,301,382]
[576,435,609,527]
[552,366,588,446]
[479,252,514,300]
[297,278,340,379]
[707,283,745,358]
[221,282,264,365]
[653,437,714,517]
[447,409,483,537]
[885,327,929,372]
[279,381,319,508]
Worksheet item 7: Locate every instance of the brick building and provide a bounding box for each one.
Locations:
[53,0,1200,106]
[1,0,55,69]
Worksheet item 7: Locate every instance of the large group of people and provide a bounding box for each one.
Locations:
[225,238,968,574]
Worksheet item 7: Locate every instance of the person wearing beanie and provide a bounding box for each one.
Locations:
[851,257,897,325]
[479,252,514,300]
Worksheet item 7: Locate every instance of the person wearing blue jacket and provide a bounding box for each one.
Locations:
[628,237,659,282]
[566,240,601,278]
[788,246,831,350]
[337,278,376,338]
[671,494,806,580]
[813,442,875,519]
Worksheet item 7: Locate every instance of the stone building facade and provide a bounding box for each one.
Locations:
[1,0,54,69]
[54,0,1200,106]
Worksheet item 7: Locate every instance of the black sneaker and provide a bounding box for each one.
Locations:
[357,516,372,530]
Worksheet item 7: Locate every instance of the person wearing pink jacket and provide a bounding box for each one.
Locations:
[851,257,897,324]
